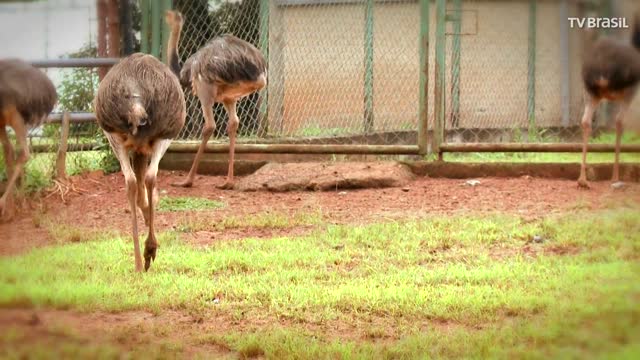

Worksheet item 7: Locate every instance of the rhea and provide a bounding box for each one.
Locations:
[170,11,267,190]
[0,59,57,221]
[94,11,186,271]
[578,14,640,188]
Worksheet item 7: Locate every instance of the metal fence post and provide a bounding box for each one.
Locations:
[364,0,374,134]
[258,0,270,138]
[450,0,461,129]
[151,0,162,59]
[268,1,285,134]
[140,0,150,54]
[418,0,430,155]
[527,0,537,142]
[434,0,447,159]
[559,0,570,127]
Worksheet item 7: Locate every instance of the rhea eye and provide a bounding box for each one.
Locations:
[139,118,148,126]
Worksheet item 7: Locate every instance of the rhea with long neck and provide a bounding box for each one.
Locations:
[93,11,186,272]
[165,10,184,77]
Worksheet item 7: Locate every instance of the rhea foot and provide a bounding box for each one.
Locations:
[611,172,620,183]
[0,197,14,222]
[144,238,157,271]
[217,180,235,190]
[171,177,194,188]
[577,177,590,189]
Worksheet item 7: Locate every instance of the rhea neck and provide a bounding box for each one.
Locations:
[167,23,183,76]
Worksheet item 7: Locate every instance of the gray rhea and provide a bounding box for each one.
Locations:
[94,11,186,272]
[170,11,267,190]
[0,59,57,220]
[577,14,640,188]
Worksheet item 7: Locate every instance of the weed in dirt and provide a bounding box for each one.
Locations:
[0,208,639,358]
[176,209,324,232]
[157,196,225,212]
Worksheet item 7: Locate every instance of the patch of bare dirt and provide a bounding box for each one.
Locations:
[0,307,474,356]
[0,308,231,358]
[236,161,415,191]
[1,168,639,256]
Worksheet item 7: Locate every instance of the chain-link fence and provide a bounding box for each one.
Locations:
[440,0,640,147]
[172,0,423,146]
[443,0,586,144]
[171,0,639,150]
[2,0,639,184]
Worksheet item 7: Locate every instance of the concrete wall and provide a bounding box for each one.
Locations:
[267,0,639,136]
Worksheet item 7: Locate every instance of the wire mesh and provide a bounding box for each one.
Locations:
[174,0,422,146]
[441,0,637,144]
[174,0,265,142]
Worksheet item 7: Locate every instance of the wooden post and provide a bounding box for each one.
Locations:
[107,0,121,60]
[56,112,71,180]
[418,0,430,155]
[97,0,108,79]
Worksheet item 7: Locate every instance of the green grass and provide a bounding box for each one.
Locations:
[157,196,225,212]
[45,222,120,244]
[297,125,352,137]
[176,209,324,232]
[444,132,640,163]
[0,207,639,358]
[0,151,110,193]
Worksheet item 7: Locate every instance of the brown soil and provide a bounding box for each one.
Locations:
[0,306,470,358]
[2,169,639,255]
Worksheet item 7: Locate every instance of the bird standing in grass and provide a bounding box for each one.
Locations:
[93,11,186,272]
[578,13,640,188]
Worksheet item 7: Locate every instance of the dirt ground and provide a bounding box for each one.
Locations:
[1,170,639,255]
[1,169,639,357]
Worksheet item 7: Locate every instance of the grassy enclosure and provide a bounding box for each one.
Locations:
[1,198,639,358]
